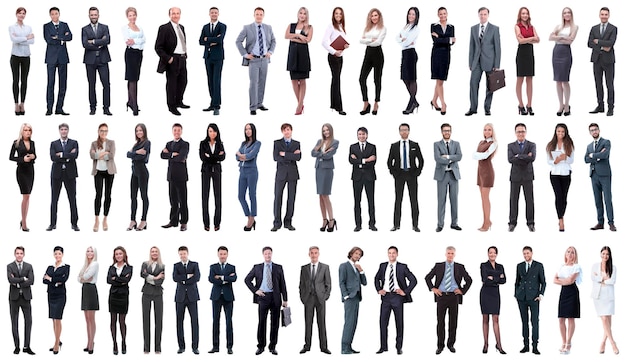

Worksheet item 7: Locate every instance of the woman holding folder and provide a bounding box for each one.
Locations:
[546,123,574,232]
[322,7,348,115]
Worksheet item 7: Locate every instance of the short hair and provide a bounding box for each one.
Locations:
[89,7,98,13]
[438,7,447,12]
[262,246,273,253]
[399,123,410,131]
[589,123,600,129]
[50,7,60,14]
[515,123,526,130]
[357,126,368,135]
[281,123,292,132]
[172,123,183,129]
[59,123,69,130]
[347,246,364,259]
[523,246,533,252]
[178,246,188,252]
[16,7,26,14]
[478,7,489,13]
[255,7,265,13]
[169,7,180,16]
[54,246,64,253]
[600,7,610,12]
[441,123,451,130]
[388,246,398,253]
[446,246,456,252]
[126,7,137,16]
[210,7,219,12]
[488,246,498,254]
[309,246,320,252]
[217,246,228,252]
[15,246,25,253]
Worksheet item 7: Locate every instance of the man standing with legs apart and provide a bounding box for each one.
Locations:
[7,246,35,355]
[200,7,226,116]
[349,127,377,231]
[81,7,111,116]
[588,7,617,116]
[172,246,200,354]
[434,123,462,232]
[339,247,367,354]
[508,123,536,232]
[272,123,301,231]
[48,123,79,231]
[299,246,331,354]
[160,123,189,232]
[585,123,615,231]
[208,246,236,354]
[44,7,72,116]
[515,246,545,354]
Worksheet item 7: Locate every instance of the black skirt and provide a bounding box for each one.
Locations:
[516,44,535,77]
[81,283,99,311]
[16,164,34,194]
[48,293,66,319]
[558,284,580,318]
[109,291,129,314]
[400,48,417,80]
[125,47,143,81]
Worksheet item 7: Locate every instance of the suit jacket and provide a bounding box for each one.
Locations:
[81,22,111,64]
[44,21,72,64]
[338,261,367,301]
[50,138,79,179]
[469,22,501,71]
[311,139,339,169]
[107,264,133,295]
[160,138,189,182]
[349,142,376,181]
[9,139,37,166]
[374,262,417,303]
[299,262,331,304]
[235,22,276,65]
[585,137,611,177]
[199,21,226,60]
[140,261,165,296]
[431,22,455,48]
[173,261,200,303]
[514,260,545,301]
[425,261,472,304]
[90,139,117,175]
[199,140,225,173]
[588,22,617,63]
[155,22,186,74]
[7,261,34,301]
[480,261,506,287]
[590,263,616,300]
[209,262,237,302]
[508,140,536,182]
[43,264,70,296]
[387,140,424,178]
[245,262,288,305]
[273,139,301,181]
[433,139,462,181]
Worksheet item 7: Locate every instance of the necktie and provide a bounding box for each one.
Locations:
[286,140,290,147]
[55,24,59,30]
[258,24,264,55]
[444,263,452,291]
[62,140,67,151]
[211,23,215,34]
[176,24,187,53]
[601,23,606,37]
[18,263,22,274]
[183,263,188,272]
[594,140,598,151]
[389,264,395,292]
[221,263,225,273]
[93,24,97,35]
[446,141,450,155]
[361,143,365,153]
[479,24,485,42]
[265,264,273,290]
[519,142,524,152]
[526,262,530,273]
[311,264,316,281]
[402,141,408,171]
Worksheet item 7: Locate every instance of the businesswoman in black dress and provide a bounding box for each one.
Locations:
[10,7,34,115]
[78,246,99,354]
[397,7,420,114]
[236,123,261,231]
[200,123,225,231]
[10,123,35,231]
[322,7,348,115]
[107,246,133,355]
[312,123,339,232]
[127,123,150,231]
[285,7,313,115]
[480,246,507,354]
[43,246,70,354]
[90,123,116,232]
[515,7,540,115]
[122,7,145,116]
[430,7,455,115]
[359,8,386,115]
[554,246,582,354]
[141,246,165,354]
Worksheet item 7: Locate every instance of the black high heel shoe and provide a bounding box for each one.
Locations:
[403,100,419,115]
[430,101,442,111]
[526,105,534,115]
[495,345,507,354]
[320,219,329,232]
[372,104,379,115]
[556,107,564,116]
[564,105,571,116]
[360,104,371,115]
[137,221,147,231]
[20,221,29,232]
[483,344,488,353]
[122,341,127,355]
[113,342,118,355]
[327,219,337,232]
[244,220,256,231]
[127,221,137,231]
[518,106,528,115]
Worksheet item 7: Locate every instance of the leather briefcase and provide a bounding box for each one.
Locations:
[487,69,505,92]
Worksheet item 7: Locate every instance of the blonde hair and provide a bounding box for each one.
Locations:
[146,246,164,267]
[296,7,310,28]
[15,123,32,146]
[364,8,384,34]
[126,7,137,16]
[79,246,98,277]
[563,246,578,264]
[556,7,576,33]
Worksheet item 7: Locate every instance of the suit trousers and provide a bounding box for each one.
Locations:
[10,55,30,103]
[168,180,188,225]
[248,58,269,110]
[130,162,149,221]
[46,63,67,111]
[359,46,384,102]
[341,295,360,351]
[238,167,258,216]
[328,54,343,111]
[257,292,280,349]
[142,293,163,353]
[175,296,199,349]
[593,60,615,107]
[379,293,404,351]
[353,179,375,227]
[212,295,234,349]
[550,174,571,219]
[517,298,540,347]
[393,172,419,228]
[10,296,32,349]
[94,171,114,216]
[202,170,222,227]
[509,180,534,226]
[205,58,223,108]
[469,66,494,112]
[591,172,614,225]
[166,55,188,109]
[50,171,78,226]
[85,60,111,110]
[303,294,327,350]
[437,171,459,228]
[273,178,297,227]
[436,294,459,349]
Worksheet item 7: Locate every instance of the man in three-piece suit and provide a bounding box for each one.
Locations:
[515,246,546,355]
[81,7,111,116]
[588,7,617,116]
[434,123,462,232]
[374,246,417,355]
[172,246,200,354]
[585,123,616,231]
[244,246,288,355]
[425,246,472,355]
[48,123,79,231]
[508,123,536,232]
[208,246,237,354]
[236,7,276,115]
[199,7,226,116]
[466,7,501,116]
[44,7,72,116]
[161,123,190,232]
[155,7,189,116]
[7,246,35,355]
[339,246,367,354]
[387,123,424,232]
[272,123,301,231]
[299,246,332,354]
[349,127,377,232]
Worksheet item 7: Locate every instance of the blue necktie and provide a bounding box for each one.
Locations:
[519,142,524,152]
[258,24,264,56]
[402,141,408,171]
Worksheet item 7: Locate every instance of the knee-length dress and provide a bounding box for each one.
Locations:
[473,139,497,187]
[430,22,454,80]
[557,263,582,318]
[9,140,36,194]
[286,23,311,80]
[44,264,70,319]
[480,261,506,315]
[516,23,535,77]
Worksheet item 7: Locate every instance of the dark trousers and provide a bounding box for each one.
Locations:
[257,292,280,349]
[591,172,614,225]
[175,297,199,350]
[212,295,233,349]
[353,179,375,227]
[509,180,534,226]
[205,58,223,108]
[273,178,297,228]
[436,294,459,349]
[130,163,149,221]
[50,172,78,226]
[142,293,163,353]
[303,294,327,350]
[341,295,360,351]
[379,292,404,351]
[201,170,222,228]
[166,55,188,109]
[10,296,32,349]
[10,55,30,103]
[86,61,110,110]
[94,171,114,216]
[328,54,343,111]
[46,63,67,111]
[359,46,384,102]
[168,180,188,225]
[550,174,571,218]
[593,61,615,107]
[517,298,540,347]
[393,172,419,228]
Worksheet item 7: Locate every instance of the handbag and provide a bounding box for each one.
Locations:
[487,69,505,92]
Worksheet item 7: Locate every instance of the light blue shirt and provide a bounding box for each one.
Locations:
[121,25,145,50]
[252,23,267,56]
[438,262,459,292]
[260,262,273,292]
[9,23,34,56]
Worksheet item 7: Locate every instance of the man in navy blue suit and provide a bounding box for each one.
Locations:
[199,7,226,115]
[48,123,79,231]
[208,246,236,354]
[172,246,200,354]
[585,123,616,231]
[43,7,72,116]
[81,7,111,115]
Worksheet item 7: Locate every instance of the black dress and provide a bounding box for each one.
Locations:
[479,261,506,315]
[430,23,454,80]
[286,23,311,80]
[107,264,133,314]
[9,139,36,194]
[44,264,70,319]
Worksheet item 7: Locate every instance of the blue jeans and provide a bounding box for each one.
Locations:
[238,167,258,216]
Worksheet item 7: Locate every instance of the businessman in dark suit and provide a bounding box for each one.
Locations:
[272,123,301,231]
[588,7,617,116]
[48,123,79,231]
[434,123,462,232]
[44,7,72,116]
[425,246,472,354]
[508,123,536,232]
[515,246,546,354]
[349,127,377,232]
[161,123,189,231]
[299,246,331,354]
[7,246,35,355]
[81,7,111,116]
[173,246,200,354]
[245,246,288,355]
[208,246,236,354]
[339,246,367,354]
[155,7,189,116]
[466,7,501,116]
[387,123,424,232]
[585,123,615,231]
[199,7,226,115]
[374,246,417,355]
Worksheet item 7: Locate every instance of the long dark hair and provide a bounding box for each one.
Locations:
[406,7,419,30]
[601,246,613,278]
[242,123,257,146]
[134,123,148,146]
[332,7,345,33]
[546,123,574,157]
[204,123,222,144]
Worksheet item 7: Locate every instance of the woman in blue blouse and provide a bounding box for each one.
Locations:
[126,123,150,231]
[9,7,34,115]
[236,123,261,231]
[122,7,145,116]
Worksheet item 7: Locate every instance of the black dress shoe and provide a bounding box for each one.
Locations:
[72,224,80,231]
[285,224,296,231]
[14,347,20,354]
[610,224,617,231]
[607,108,614,116]
[161,223,177,228]
[436,347,443,355]
[169,108,181,116]
[508,224,516,232]
[203,106,215,112]
[591,223,604,230]
[177,103,190,109]
[590,106,605,114]
[450,225,462,231]
[413,226,421,232]
[354,226,362,232]
[23,348,35,355]
[390,226,400,231]
[270,226,279,232]
[484,110,491,116]
[520,346,529,353]
[177,348,185,354]
[214,109,220,115]
[320,348,331,354]
[369,225,378,231]
[269,349,277,355]
[208,348,219,353]
[89,109,96,115]
[46,225,56,231]
[299,348,309,354]
[255,348,264,355]
[436,226,443,232]
[193,349,199,354]
[397,349,403,355]
[465,110,477,116]
[528,224,535,232]
[180,224,187,231]
[227,348,233,354]
[532,347,540,354]
[376,348,387,354]
[250,110,257,115]
[350,349,360,354]
[258,106,269,111]
[46,109,53,116]
[338,111,347,115]
[103,108,113,116]
[341,350,353,354]
[448,346,456,353]
[55,110,70,115]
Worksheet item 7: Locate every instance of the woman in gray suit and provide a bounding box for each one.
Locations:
[90,123,116,232]
[311,123,339,231]
[591,246,618,354]
[140,246,164,354]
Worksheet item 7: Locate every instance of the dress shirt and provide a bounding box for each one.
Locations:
[260,262,273,292]
[360,26,386,47]
[252,23,268,56]
[555,26,572,44]
[321,24,346,55]
[472,138,497,160]
[383,261,399,292]
[396,24,419,50]
[557,263,582,285]
[479,22,489,38]
[547,146,574,176]
[121,25,145,50]
[9,22,34,56]
[171,21,185,54]
[359,142,368,164]
[79,261,99,284]
[438,262,459,292]
[95,143,108,171]
[115,263,127,277]
[399,139,411,170]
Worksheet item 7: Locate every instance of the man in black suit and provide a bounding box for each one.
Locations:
[208,246,236,354]
[244,246,288,355]
[161,123,189,231]
[508,123,536,232]
[425,246,472,354]
[374,246,417,355]
[44,7,72,116]
[48,123,79,231]
[349,127,377,232]
[514,246,545,355]
[299,246,332,354]
[199,7,226,115]
[588,7,617,116]
[387,123,424,232]
[272,123,301,231]
[7,246,35,355]
[81,7,111,116]
[155,7,189,116]
[173,246,200,354]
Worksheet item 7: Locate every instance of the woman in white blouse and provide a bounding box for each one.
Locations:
[473,123,497,231]
[359,8,386,115]
[546,123,574,231]
[591,246,619,354]
[549,7,578,116]
[78,246,99,354]
[554,246,582,355]
[9,7,34,115]
[122,7,145,116]
[397,7,420,115]
[90,123,116,232]
[322,7,348,115]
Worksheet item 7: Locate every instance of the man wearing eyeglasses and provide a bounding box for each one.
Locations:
[585,123,615,231]
[507,123,536,232]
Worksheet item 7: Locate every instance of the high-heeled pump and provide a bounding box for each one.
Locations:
[495,345,507,354]
[320,219,329,232]
[127,221,137,231]
[556,107,564,116]
[122,341,127,354]
[430,101,442,111]
[372,104,379,115]
[478,222,492,232]
[102,218,108,231]
[440,104,447,115]
[518,106,528,115]
[137,221,147,231]
[403,101,419,115]
[244,220,256,231]
[20,221,29,232]
[611,341,619,354]
[600,341,606,354]
[564,105,571,116]
[327,219,337,232]
[113,342,118,355]
[295,105,304,115]
[360,104,371,115]
[482,344,488,353]
[93,218,99,232]
[526,105,534,116]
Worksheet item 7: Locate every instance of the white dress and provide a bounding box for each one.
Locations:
[591,263,616,316]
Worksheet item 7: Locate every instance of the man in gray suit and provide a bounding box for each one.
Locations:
[339,246,367,354]
[588,7,617,116]
[235,7,276,115]
[299,246,331,354]
[466,7,501,116]
[585,123,615,231]
[515,246,545,355]
[7,246,35,355]
[433,123,462,232]
[508,123,536,232]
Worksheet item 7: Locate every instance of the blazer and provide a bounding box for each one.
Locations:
[480,261,506,288]
[90,139,117,175]
[140,261,164,296]
[209,262,237,302]
[433,139,461,181]
[44,21,72,64]
[431,22,455,48]
[349,142,376,181]
[585,137,611,177]
[387,140,424,177]
[160,138,189,182]
[273,139,301,181]
[338,261,367,301]
[81,22,111,64]
[590,263,616,300]
[173,261,200,302]
[508,140,536,182]
[8,261,34,300]
[244,262,288,305]
[299,262,331,304]
[514,260,546,301]
[311,139,339,169]
[235,22,276,64]
[588,22,617,64]
[10,139,37,166]
[107,264,133,295]
[237,140,261,169]
[199,140,225,173]
[43,264,70,296]
[127,140,151,164]
[199,21,226,60]
[155,22,186,74]
[425,261,472,304]
[50,138,79,179]
[374,262,417,303]
[469,22,501,71]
